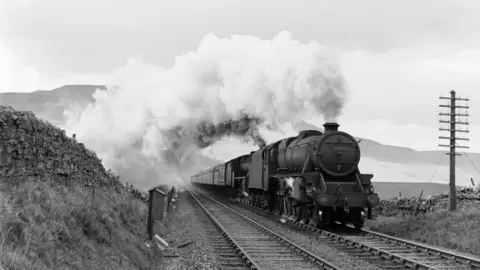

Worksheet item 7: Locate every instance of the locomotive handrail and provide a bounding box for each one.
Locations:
[275,141,317,151]
[354,174,365,192]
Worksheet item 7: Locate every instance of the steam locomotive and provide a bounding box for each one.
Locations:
[190,122,380,229]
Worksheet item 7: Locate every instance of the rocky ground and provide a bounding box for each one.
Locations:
[160,191,222,270]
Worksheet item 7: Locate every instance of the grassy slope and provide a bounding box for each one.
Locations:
[0,179,161,270]
[366,201,480,257]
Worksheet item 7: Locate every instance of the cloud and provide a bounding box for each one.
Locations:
[3,0,480,76]
[0,42,111,93]
[0,42,42,93]
[3,32,480,155]
[326,48,480,153]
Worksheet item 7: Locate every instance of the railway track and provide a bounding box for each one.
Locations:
[189,193,249,269]
[214,192,480,270]
[188,189,340,270]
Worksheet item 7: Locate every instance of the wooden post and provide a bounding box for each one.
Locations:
[147,188,166,240]
[439,90,470,211]
[413,189,424,216]
[167,187,174,213]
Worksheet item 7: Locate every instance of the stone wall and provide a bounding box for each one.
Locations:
[0,105,122,189]
[373,186,480,217]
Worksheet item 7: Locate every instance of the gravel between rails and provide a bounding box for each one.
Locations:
[203,191,384,270]
[162,191,223,270]
[193,190,337,270]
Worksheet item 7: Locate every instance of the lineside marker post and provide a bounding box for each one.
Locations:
[412,189,423,216]
[147,188,166,240]
[439,90,470,211]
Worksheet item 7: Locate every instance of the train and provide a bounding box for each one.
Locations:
[190,122,380,229]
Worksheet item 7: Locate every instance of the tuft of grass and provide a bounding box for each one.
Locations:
[0,180,161,270]
[366,203,480,257]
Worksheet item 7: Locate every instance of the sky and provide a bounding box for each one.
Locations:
[1,0,480,152]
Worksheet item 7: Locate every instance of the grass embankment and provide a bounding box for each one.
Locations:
[366,203,480,257]
[0,179,161,270]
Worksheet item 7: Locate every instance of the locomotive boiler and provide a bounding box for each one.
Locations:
[190,122,380,229]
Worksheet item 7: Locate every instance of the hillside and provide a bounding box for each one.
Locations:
[0,106,160,269]
[292,121,480,188]
[0,85,106,127]
[292,120,480,168]
[373,182,451,199]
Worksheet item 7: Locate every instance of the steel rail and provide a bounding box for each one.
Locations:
[359,227,480,269]
[188,190,261,269]
[189,189,341,270]
[230,195,478,270]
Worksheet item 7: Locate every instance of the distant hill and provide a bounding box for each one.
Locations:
[2,84,479,189]
[373,182,454,199]
[0,85,106,126]
[291,119,480,187]
[292,120,480,166]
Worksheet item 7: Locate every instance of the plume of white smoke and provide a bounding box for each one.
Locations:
[64,31,347,189]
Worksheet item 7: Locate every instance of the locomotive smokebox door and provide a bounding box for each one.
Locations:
[147,188,166,240]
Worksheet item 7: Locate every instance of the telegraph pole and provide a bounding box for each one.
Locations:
[439,90,470,211]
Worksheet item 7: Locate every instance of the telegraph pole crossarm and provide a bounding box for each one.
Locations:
[438,90,470,211]
[439,112,470,117]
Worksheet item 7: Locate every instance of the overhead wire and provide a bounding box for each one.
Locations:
[428,151,445,183]
[455,142,480,186]
[456,142,480,174]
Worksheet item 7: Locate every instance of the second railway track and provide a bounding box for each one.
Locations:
[217,191,480,270]
[188,189,340,270]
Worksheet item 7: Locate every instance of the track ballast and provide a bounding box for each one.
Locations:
[227,193,480,270]
[188,189,340,270]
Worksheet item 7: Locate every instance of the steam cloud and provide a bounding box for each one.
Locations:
[172,113,265,148]
[64,31,347,189]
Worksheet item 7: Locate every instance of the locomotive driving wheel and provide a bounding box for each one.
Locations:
[286,198,296,221]
[308,205,319,227]
[339,210,348,227]
[296,204,310,224]
[352,208,365,229]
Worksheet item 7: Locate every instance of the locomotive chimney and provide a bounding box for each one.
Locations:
[323,122,339,133]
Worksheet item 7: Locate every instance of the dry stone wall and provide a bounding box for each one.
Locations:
[373,186,480,217]
[0,105,123,189]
